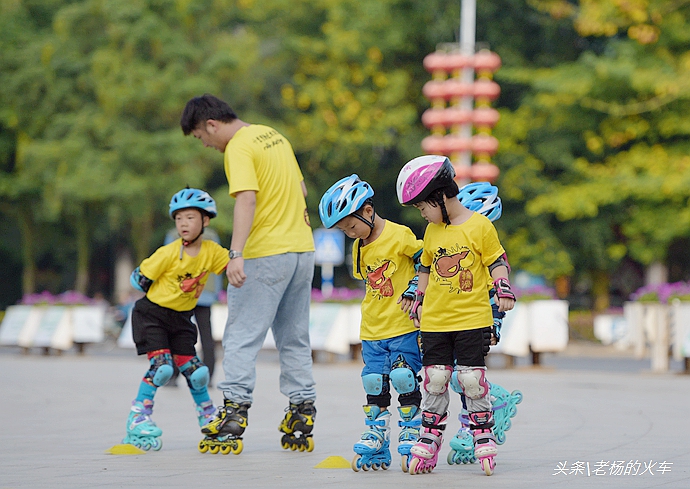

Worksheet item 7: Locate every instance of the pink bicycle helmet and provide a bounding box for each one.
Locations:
[396,155,456,205]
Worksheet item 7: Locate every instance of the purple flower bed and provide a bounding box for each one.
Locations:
[630,281,690,303]
[514,284,558,301]
[311,287,365,303]
[20,290,97,306]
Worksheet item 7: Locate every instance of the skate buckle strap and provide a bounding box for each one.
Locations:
[365,418,387,428]
[399,418,421,428]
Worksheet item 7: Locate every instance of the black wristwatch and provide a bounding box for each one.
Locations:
[229,250,243,259]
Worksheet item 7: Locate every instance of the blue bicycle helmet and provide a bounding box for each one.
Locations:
[318,174,374,229]
[457,182,502,221]
[169,188,217,219]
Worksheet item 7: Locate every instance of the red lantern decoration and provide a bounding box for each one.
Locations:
[422,52,449,73]
[470,162,500,182]
[473,80,501,100]
[444,80,475,100]
[473,50,502,74]
[421,109,448,129]
[471,134,499,155]
[421,135,448,154]
[443,136,472,153]
[453,164,472,180]
[442,108,473,126]
[444,52,474,72]
[472,108,500,127]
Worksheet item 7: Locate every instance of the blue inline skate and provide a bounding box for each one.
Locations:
[122,399,163,451]
[352,405,391,471]
[397,405,421,472]
[196,399,216,427]
[447,383,523,465]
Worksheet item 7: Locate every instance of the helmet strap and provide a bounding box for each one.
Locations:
[179,227,206,260]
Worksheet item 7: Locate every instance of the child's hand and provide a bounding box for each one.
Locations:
[412,309,421,329]
[397,295,413,313]
[497,297,515,313]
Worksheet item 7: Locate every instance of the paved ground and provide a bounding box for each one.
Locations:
[2,341,690,488]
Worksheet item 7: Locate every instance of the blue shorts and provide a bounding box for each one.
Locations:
[361,330,422,377]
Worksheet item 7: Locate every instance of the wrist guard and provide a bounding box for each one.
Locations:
[493,277,516,301]
[409,290,424,320]
[130,266,153,293]
[401,275,419,301]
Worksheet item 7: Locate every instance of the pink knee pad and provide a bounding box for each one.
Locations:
[422,365,453,395]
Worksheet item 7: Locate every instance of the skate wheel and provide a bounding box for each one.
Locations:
[281,441,290,450]
[408,457,421,475]
[141,442,152,451]
[220,445,232,455]
[209,445,220,454]
[512,390,523,403]
[298,443,306,452]
[401,454,409,473]
[232,440,243,455]
[289,443,297,451]
[305,437,314,452]
[351,454,362,472]
[150,438,162,451]
[372,463,379,471]
[198,441,208,453]
[447,450,457,465]
[480,458,494,476]
[381,461,390,470]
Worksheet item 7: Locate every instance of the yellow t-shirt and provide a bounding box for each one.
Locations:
[353,221,423,341]
[224,125,314,259]
[420,213,505,332]
[140,239,229,312]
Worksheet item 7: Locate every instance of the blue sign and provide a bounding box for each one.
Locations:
[313,228,345,266]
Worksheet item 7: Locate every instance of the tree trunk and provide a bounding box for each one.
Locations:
[591,269,610,312]
[17,207,36,296]
[74,206,90,294]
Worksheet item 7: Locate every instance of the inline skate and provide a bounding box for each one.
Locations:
[122,399,163,451]
[470,411,497,476]
[447,383,523,465]
[196,399,216,427]
[198,399,248,455]
[397,405,421,472]
[352,405,391,472]
[279,400,316,452]
[408,411,447,475]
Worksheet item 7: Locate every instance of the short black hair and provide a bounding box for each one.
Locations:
[180,94,238,135]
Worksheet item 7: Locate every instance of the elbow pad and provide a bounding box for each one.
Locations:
[130,266,154,293]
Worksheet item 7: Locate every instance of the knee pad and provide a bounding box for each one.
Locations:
[390,367,417,395]
[422,365,452,395]
[453,367,490,400]
[362,373,384,396]
[145,350,174,387]
[180,356,209,390]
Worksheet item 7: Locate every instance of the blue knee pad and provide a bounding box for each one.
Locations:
[362,373,384,396]
[390,367,417,395]
[180,357,209,391]
[450,371,462,394]
[145,351,174,387]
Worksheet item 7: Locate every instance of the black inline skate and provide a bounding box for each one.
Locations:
[198,399,249,455]
[278,400,316,452]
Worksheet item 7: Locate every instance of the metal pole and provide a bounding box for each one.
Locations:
[456,0,476,182]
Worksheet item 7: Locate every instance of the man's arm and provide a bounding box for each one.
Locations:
[301,180,307,198]
[227,190,256,287]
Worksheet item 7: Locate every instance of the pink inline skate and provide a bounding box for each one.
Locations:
[407,411,447,475]
[470,411,498,475]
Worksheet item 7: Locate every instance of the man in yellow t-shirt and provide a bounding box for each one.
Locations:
[181,94,316,452]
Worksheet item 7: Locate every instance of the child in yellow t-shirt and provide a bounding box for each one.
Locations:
[121,188,229,451]
[396,156,516,476]
[319,174,423,473]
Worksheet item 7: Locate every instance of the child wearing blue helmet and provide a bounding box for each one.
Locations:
[120,188,230,452]
[447,181,523,467]
[319,174,423,473]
